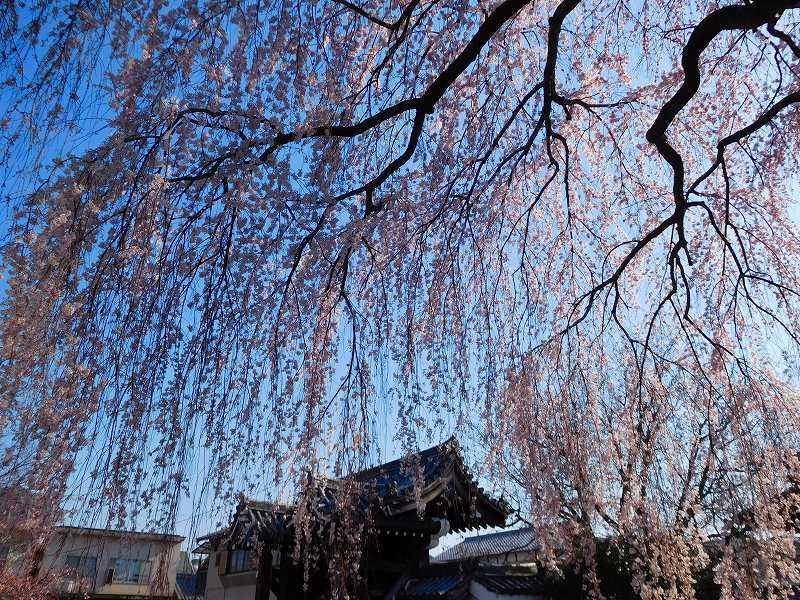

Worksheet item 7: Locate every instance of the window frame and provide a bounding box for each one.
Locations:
[64,554,98,582]
[110,557,152,585]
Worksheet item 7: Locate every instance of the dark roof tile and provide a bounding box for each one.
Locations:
[476,574,543,594]
[398,574,469,599]
[434,527,536,562]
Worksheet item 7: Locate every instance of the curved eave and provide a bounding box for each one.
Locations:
[378,464,509,532]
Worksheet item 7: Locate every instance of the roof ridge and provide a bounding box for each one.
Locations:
[352,436,458,481]
[432,527,536,562]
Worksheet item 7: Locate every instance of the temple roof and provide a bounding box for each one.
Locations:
[197,437,509,549]
[194,501,293,552]
[352,436,509,531]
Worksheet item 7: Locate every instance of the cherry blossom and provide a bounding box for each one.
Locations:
[1,0,799,596]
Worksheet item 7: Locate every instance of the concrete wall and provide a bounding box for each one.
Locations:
[39,528,182,597]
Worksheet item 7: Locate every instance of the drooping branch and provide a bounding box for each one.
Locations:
[4,3,800,594]
[767,21,800,58]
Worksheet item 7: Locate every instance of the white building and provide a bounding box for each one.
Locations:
[6,525,185,599]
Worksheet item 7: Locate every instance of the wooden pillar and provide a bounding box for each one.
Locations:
[278,542,294,600]
[255,545,273,600]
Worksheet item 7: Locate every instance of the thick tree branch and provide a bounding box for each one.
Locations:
[567,0,800,332]
[646,0,800,250]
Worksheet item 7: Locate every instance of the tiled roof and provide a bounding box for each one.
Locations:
[354,438,462,490]
[353,437,509,530]
[198,438,509,548]
[197,437,511,551]
[476,573,543,595]
[398,574,470,599]
[239,500,294,541]
[433,527,536,562]
[398,564,545,599]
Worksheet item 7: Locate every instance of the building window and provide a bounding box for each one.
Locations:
[110,558,151,584]
[227,549,252,573]
[64,554,98,582]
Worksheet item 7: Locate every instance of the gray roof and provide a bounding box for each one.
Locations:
[398,575,468,599]
[397,564,543,599]
[433,527,537,562]
[55,525,184,543]
[476,573,544,595]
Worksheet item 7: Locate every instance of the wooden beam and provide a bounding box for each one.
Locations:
[254,545,273,600]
